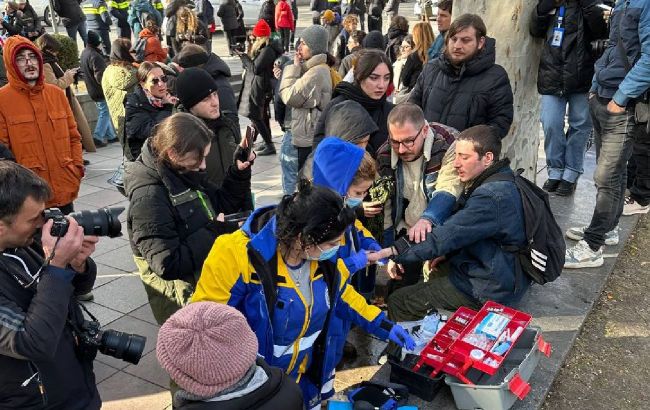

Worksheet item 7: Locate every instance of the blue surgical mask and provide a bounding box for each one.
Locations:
[345,197,363,208]
[306,244,340,261]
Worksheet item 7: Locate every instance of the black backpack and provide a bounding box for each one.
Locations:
[487,169,565,284]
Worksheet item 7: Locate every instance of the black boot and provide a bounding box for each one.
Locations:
[257,144,276,156]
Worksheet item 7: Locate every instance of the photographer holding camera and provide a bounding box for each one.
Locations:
[0,161,101,409]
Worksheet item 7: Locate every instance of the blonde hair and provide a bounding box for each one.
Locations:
[176,6,199,34]
[412,22,435,64]
[343,14,359,33]
[249,36,269,58]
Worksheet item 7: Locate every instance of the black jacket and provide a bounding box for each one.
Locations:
[203,53,239,124]
[384,26,408,63]
[409,37,514,138]
[174,359,303,410]
[58,0,86,27]
[80,46,107,101]
[314,81,393,158]
[217,0,240,31]
[0,245,100,410]
[258,0,275,31]
[237,40,282,120]
[19,3,42,40]
[1,11,24,35]
[530,0,608,95]
[124,86,174,161]
[400,52,424,91]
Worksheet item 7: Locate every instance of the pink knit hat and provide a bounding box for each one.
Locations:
[156,302,259,397]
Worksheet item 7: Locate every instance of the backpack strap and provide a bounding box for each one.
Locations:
[247,246,280,320]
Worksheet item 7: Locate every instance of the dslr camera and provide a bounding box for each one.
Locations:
[74,319,146,365]
[43,207,124,238]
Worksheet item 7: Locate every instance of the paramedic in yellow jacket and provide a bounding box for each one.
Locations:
[192,182,415,410]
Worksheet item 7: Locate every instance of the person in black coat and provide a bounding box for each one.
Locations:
[314,49,393,158]
[1,2,24,36]
[384,15,408,63]
[125,113,254,324]
[124,62,176,161]
[408,14,514,139]
[218,0,245,53]
[258,0,276,32]
[57,0,89,45]
[17,0,43,41]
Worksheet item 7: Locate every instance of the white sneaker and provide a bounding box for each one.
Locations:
[566,226,619,246]
[564,240,604,269]
[623,197,650,215]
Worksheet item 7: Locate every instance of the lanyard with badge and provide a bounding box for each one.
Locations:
[551,6,566,47]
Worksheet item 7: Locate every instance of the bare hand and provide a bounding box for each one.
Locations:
[606,100,626,114]
[362,201,383,217]
[163,93,178,105]
[216,213,225,222]
[273,66,283,79]
[387,260,404,280]
[293,49,302,66]
[366,247,394,264]
[236,150,256,170]
[408,218,432,243]
[69,236,99,272]
[426,255,446,272]
[41,218,84,269]
[63,68,77,83]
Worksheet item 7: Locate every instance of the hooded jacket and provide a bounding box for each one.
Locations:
[202,53,239,121]
[101,63,138,142]
[238,40,283,120]
[409,37,514,139]
[19,3,42,40]
[80,45,107,101]
[385,26,408,63]
[125,140,250,324]
[124,86,174,161]
[0,36,83,208]
[275,0,294,29]
[279,53,332,147]
[139,28,168,63]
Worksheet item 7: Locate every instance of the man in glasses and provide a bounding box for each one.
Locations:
[0,36,84,215]
[376,102,462,296]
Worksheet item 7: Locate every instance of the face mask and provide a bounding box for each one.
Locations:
[345,197,363,208]
[306,244,340,261]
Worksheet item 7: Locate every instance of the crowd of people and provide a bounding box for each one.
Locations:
[1,0,649,408]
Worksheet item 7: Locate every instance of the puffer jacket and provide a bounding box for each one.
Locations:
[139,28,168,62]
[202,53,239,124]
[591,0,650,105]
[530,0,607,96]
[192,206,396,408]
[19,3,43,40]
[279,54,332,148]
[275,0,294,29]
[409,37,514,139]
[258,0,276,31]
[102,63,138,143]
[125,140,250,324]
[238,40,283,120]
[394,160,531,306]
[124,86,174,161]
[217,0,240,31]
[0,36,83,208]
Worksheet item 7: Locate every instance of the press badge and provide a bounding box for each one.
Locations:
[551,6,566,48]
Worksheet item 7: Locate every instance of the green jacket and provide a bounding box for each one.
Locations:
[101,63,138,143]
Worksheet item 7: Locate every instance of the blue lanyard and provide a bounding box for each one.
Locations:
[556,6,566,28]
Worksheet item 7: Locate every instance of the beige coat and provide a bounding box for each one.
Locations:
[279,54,332,148]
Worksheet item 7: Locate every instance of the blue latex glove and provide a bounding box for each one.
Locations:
[389,325,416,351]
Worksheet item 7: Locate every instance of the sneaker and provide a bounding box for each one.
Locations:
[623,197,650,215]
[257,144,277,156]
[564,240,604,269]
[556,180,576,196]
[93,138,107,148]
[543,179,561,192]
[106,137,119,144]
[566,226,619,246]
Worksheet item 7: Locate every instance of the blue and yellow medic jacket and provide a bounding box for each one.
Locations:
[192,206,394,409]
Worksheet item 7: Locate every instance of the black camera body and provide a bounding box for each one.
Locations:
[75,319,146,365]
[43,207,124,238]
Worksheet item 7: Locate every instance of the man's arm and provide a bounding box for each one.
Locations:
[63,93,83,169]
[612,4,650,106]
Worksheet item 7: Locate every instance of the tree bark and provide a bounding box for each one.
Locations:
[455,0,542,179]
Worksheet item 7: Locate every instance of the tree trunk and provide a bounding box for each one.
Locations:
[455,0,543,179]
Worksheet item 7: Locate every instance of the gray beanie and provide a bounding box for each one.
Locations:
[300,25,329,56]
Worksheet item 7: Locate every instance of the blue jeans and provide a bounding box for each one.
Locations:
[541,93,592,183]
[280,131,298,195]
[94,100,116,142]
[583,97,637,249]
[65,20,88,46]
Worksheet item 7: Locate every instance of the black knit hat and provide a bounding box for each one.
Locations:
[87,30,101,48]
[176,67,218,110]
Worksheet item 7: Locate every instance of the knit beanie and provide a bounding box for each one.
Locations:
[363,30,386,50]
[252,19,271,38]
[321,9,335,24]
[87,30,101,48]
[175,44,209,68]
[301,25,329,56]
[176,67,219,110]
[157,302,259,398]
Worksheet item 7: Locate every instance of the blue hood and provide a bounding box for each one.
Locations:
[242,205,280,262]
[312,137,365,196]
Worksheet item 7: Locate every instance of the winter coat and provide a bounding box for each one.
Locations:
[275,0,294,29]
[408,37,514,139]
[0,244,100,410]
[335,29,351,61]
[427,33,444,61]
[102,63,138,143]
[202,52,239,121]
[58,0,86,27]
[394,160,531,306]
[217,0,240,31]
[124,86,174,161]
[125,140,250,324]
[173,20,209,54]
[195,0,214,28]
[129,0,162,38]
[80,45,108,101]
[590,0,650,105]
[258,0,276,31]
[1,10,24,35]
[81,0,112,31]
[530,0,607,96]
[337,48,359,78]
[237,40,282,120]
[19,3,43,40]
[345,0,365,16]
[139,28,168,62]
[384,26,408,63]
[192,206,396,408]
[279,54,333,148]
[174,359,303,410]
[400,52,423,91]
[0,37,83,208]
[0,48,7,88]
[324,22,341,56]
[314,81,393,157]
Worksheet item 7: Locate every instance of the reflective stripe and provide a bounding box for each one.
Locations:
[82,6,107,13]
[530,251,547,267]
[108,0,129,8]
[273,329,322,358]
[531,248,548,261]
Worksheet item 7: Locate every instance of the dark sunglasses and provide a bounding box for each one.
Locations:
[150,75,168,85]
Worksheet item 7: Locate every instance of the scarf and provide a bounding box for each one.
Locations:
[143,88,164,108]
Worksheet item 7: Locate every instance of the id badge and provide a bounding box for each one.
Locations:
[551,27,564,47]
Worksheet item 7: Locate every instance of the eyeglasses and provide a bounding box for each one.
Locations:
[15,54,39,65]
[400,45,412,50]
[149,75,168,85]
[389,123,425,149]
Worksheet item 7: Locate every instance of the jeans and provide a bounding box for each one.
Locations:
[583,98,637,249]
[280,131,298,195]
[65,20,88,46]
[541,93,592,183]
[94,100,117,142]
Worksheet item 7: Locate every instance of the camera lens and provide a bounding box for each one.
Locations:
[69,207,124,238]
[98,329,146,365]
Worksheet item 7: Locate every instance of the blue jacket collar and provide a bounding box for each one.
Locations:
[242,205,280,261]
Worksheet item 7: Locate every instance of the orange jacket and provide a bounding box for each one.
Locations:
[140,29,168,63]
[0,36,83,208]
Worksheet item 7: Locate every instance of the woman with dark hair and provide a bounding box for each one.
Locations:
[337,29,365,78]
[193,180,414,409]
[313,49,394,158]
[35,34,96,152]
[124,61,176,161]
[384,15,408,63]
[126,113,254,324]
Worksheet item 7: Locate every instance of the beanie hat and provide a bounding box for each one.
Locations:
[321,9,335,24]
[300,25,329,56]
[87,30,101,48]
[175,44,209,68]
[176,67,219,109]
[156,302,259,398]
[363,30,386,50]
[16,0,27,5]
[252,19,271,38]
